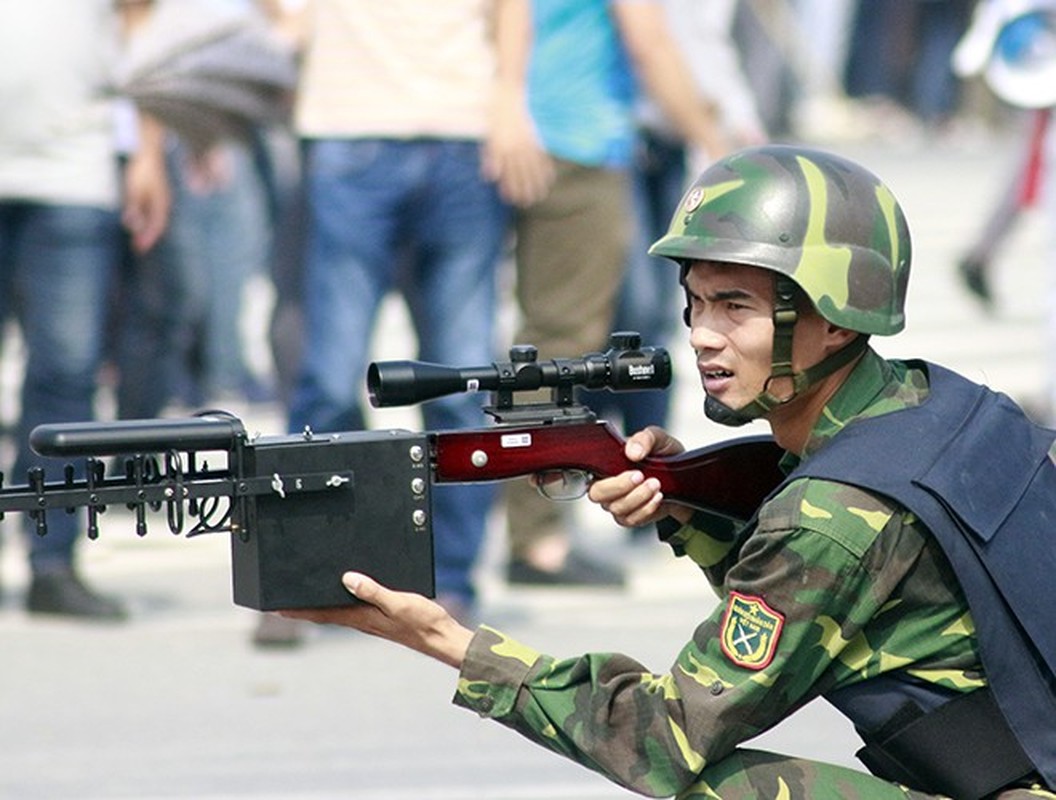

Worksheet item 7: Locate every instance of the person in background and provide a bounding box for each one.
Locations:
[278,0,549,643]
[122,137,271,415]
[842,0,975,139]
[950,0,1056,425]
[502,0,728,588]
[0,0,170,619]
[110,0,292,418]
[588,0,766,472]
[955,108,1049,310]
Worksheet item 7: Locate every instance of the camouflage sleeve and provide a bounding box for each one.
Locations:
[454,479,931,796]
[661,508,750,589]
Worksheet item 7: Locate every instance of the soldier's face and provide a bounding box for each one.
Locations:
[684,261,831,415]
[684,262,776,413]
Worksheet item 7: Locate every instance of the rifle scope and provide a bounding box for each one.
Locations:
[368,332,672,408]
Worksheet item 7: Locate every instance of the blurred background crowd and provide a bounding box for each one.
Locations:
[1,0,1054,641]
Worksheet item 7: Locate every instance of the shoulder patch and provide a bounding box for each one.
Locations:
[720,591,785,670]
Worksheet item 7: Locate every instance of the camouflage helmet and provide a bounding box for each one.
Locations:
[649,145,911,336]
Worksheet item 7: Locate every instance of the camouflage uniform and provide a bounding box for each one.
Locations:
[453,349,1055,799]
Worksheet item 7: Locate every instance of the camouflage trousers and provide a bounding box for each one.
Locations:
[676,748,1056,799]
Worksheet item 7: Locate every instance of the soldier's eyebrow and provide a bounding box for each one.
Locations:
[705,288,755,303]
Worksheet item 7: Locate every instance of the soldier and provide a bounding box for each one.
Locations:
[283,146,1056,799]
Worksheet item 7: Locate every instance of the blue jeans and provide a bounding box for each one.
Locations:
[177,142,268,399]
[289,138,509,604]
[0,202,119,572]
[909,0,972,124]
[843,0,971,122]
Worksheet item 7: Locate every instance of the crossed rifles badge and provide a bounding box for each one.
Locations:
[720,591,785,670]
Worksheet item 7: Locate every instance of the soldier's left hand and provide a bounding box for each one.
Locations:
[281,572,474,669]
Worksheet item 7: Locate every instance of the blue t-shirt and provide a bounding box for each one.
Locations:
[528,0,639,168]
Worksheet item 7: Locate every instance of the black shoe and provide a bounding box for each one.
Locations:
[507,550,625,588]
[26,570,128,621]
[957,256,993,309]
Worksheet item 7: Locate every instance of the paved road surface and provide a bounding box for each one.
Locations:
[0,134,1049,799]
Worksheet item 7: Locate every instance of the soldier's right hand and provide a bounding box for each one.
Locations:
[588,426,693,528]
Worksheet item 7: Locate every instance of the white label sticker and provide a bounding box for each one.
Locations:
[501,433,532,449]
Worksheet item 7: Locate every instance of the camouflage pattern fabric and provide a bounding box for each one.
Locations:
[454,350,1054,798]
[677,749,1054,799]
[649,145,912,337]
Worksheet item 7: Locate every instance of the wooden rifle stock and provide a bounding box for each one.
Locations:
[433,421,785,521]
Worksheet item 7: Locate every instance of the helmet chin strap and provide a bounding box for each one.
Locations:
[703,274,869,427]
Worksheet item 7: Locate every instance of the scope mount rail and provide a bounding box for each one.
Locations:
[367,331,672,421]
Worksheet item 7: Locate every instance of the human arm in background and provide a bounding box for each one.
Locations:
[121,110,170,254]
[674,0,768,176]
[115,0,171,253]
[611,0,730,160]
[482,0,555,207]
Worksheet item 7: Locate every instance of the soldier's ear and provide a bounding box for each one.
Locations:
[826,326,863,349]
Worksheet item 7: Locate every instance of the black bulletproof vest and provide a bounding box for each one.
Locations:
[774,361,1056,790]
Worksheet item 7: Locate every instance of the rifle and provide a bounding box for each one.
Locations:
[1,333,784,611]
